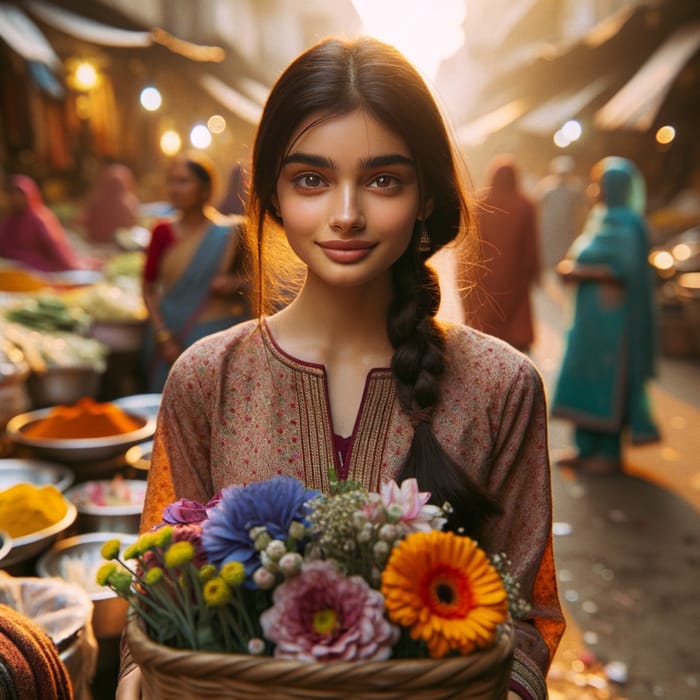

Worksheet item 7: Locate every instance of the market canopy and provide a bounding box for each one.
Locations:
[594,20,700,131]
[198,73,264,126]
[0,2,59,67]
[455,98,530,147]
[517,75,613,135]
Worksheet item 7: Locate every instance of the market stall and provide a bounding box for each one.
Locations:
[0,251,158,696]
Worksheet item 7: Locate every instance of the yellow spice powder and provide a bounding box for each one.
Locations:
[0,483,68,538]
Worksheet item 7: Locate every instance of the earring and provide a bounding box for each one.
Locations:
[418,221,431,253]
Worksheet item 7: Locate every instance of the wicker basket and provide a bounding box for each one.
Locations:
[126,615,515,700]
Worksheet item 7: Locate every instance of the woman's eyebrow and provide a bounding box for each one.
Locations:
[282,153,333,168]
[281,153,415,170]
[360,154,415,169]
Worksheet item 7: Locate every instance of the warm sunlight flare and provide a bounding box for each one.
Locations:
[352,0,466,81]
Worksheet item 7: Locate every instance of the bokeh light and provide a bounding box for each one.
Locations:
[73,61,98,90]
[140,86,162,111]
[160,130,181,156]
[655,125,676,145]
[190,124,212,149]
[207,115,226,134]
[561,119,582,142]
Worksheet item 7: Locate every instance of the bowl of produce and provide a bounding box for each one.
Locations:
[89,319,147,353]
[0,529,12,563]
[0,458,74,492]
[5,398,156,463]
[125,440,153,473]
[65,477,147,533]
[0,483,77,567]
[37,532,137,639]
[45,269,104,288]
[26,365,103,408]
[114,394,161,419]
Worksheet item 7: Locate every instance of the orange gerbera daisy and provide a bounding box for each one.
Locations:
[380,530,508,658]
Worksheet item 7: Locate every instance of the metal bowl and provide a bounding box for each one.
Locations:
[89,319,147,352]
[0,529,12,563]
[5,408,156,463]
[1,501,77,567]
[0,458,74,492]
[45,269,104,287]
[125,440,153,472]
[26,366,103,408]
[114,393,162,419]
[64,479,147,534]
[37,532,137,639]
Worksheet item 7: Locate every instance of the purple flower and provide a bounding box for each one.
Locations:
[260,560,396,661]
[162,498,209,525]
[202,477,318,575]
[161,493,222,525]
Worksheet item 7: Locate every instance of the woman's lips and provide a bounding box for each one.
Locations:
[317,240,376,263]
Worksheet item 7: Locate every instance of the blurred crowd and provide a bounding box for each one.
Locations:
[2,146,698,469]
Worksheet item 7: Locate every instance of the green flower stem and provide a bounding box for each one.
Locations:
[228,591,258,640]
[136,577,196,648]
[217,605,247,652]
[216,608,236,652]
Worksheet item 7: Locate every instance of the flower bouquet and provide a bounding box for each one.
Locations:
[100,475,527,699]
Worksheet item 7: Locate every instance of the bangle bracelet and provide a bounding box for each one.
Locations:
[154,328,174,344]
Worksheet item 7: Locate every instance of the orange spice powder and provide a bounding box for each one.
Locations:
[23,397,142,439]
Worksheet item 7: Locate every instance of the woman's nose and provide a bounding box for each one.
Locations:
[328,185,365,233]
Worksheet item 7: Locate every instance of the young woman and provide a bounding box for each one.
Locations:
[120,37,563,699]
[140,153,252,392]
[552,156,660,474]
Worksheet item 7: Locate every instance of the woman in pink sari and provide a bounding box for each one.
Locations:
[0,175,83,272]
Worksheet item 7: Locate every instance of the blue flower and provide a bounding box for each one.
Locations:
[202,477,318,576]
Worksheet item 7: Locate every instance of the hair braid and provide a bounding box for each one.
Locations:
[389,232,502,535]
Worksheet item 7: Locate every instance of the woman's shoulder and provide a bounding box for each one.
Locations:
[442,322,541,385]
[166,319,261,392]
[186,318,261,357]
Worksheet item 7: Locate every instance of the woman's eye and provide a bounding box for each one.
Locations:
[369,174,400,190]
[295,173,324,189]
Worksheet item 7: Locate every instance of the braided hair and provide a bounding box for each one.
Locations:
[247,36,501,534]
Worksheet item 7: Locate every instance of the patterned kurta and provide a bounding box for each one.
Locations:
[142,319,564,699]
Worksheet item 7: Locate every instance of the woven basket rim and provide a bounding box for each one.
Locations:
[127,613,515,683]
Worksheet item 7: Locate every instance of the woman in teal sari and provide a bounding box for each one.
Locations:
[551,157,659,474]
[141,154,252,392]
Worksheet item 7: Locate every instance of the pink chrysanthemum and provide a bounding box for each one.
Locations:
[260,560,396,662]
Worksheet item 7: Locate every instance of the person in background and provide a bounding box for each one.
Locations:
[119,37,563,700]
[140,153,252,392]
[552,156,660,474]
[533,156,588,271]
[0,174,85,272]
[460,154,541,353]
[80,163,140,245]
[217,161,250,216]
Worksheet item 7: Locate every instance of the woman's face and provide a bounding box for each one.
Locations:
[275,109,421,290]
[167,160,209,212]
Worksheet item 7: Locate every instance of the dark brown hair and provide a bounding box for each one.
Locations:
[247,36,500,533]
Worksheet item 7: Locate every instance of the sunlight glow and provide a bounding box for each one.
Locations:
[352,0,466,81]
